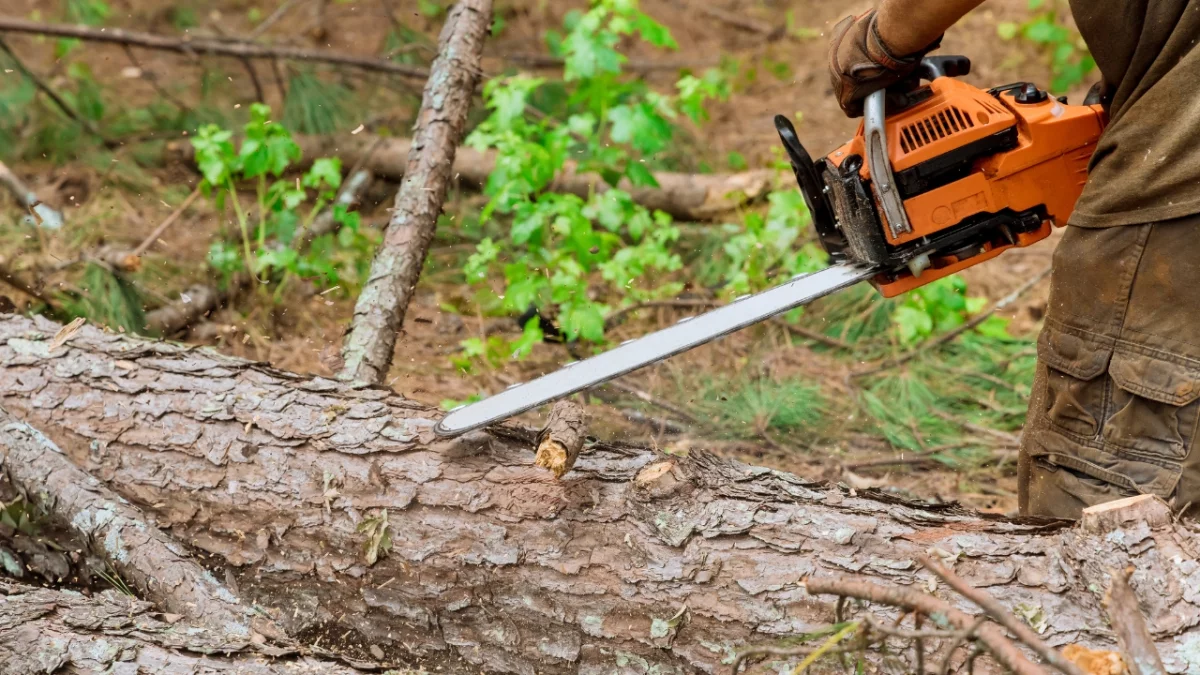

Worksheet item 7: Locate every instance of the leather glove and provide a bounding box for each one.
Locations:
[828,10,942,118]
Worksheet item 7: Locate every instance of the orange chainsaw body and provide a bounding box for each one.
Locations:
[777,61,1108,299]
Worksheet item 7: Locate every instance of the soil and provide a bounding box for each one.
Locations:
[0,0,1085,515]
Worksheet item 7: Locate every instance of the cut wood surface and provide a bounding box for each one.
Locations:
[168,133,778,222]
[339,0,493,384]
[534,399,588,478]
[0,582,357,675]
[3,313,1200,672]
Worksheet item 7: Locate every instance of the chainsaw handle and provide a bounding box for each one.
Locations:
[864,89,912,239]
[915,55,971,82]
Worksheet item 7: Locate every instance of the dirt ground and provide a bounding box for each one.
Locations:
[0,0,1085,514]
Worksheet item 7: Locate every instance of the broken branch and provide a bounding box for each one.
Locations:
[339,0,493,384]
[534,400,588,478]
[1103,566,1166,675]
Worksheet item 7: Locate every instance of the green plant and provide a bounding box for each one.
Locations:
[688,375,826,439]
[61,262,145,334]
[998,0,1095,93]
[191,104,375,300]
[461,0,731,355]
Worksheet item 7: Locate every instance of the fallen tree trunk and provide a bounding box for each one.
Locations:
[0,581,358,675]
[2,313,1200,673]
[168,133,778,222]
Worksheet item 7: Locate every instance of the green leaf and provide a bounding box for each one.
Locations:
[893,305,934,344]
[510,317,545,360]
[625,161,659,188]
[304,157,343,190]
[997,22,1019,40]
[608,102,673,154]
[561,302,606,342]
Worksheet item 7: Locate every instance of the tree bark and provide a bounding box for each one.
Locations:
[0,581,359,675]
[0,406,270,639]
[3,313,1200,673]
[338,0,493,384]
[169,133,778,222]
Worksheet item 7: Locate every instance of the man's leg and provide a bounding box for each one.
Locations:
[1021,218,1200,519]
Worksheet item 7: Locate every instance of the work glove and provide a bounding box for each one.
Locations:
[828,10,942,117]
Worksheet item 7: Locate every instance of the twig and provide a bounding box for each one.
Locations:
[846,457,943,472]
[0,262,56,308]
[621,409,687,435]
[603,379,699,425]
[239,56,266,102]
[775,318,856,351]
[0,17,430,81]
[1103,566,1166,675]
[131,186,202,258]
[0,161,63,230]
[249,0,305,39]
[853,266,1052,379]
[805,575,1045,675]
[502,51,718,73]
[692,5,782,38]
[120,44,190,111]
[917,554,1085,675]
[0,36,106,142]
[938,618,988,675]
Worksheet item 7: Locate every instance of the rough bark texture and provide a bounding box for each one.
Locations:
[171,133,778,222]
[4,313,1200,673]
[0,17,429,81]
[338,0,493,384]
[0,407,267,638]
[0,582,356,675]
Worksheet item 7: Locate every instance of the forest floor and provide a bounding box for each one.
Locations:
[0,0,1090,515]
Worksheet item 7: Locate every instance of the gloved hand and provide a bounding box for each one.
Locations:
[828,10,942,117]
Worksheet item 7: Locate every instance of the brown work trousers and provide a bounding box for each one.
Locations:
[1020,217,1200,519]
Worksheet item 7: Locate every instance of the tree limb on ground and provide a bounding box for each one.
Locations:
[339,0,493,384]
[0,406,274,640]
[0,17,429,81]
[0,581,361,675]
[169,133,778,222]
[3,313,1200,672]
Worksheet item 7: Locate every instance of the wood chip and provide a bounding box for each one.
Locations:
[49,317,86,352]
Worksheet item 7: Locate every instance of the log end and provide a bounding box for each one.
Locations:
[1080,494,1172,534]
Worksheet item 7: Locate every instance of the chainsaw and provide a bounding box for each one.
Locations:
[435,55,1107,437]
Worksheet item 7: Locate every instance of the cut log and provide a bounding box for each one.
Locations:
[2,313,1200,673]
[168,133,779,222]
[0,581,358,675]
[534,400,587,478]
[1081,495,1173,534]
[339,0,493,384]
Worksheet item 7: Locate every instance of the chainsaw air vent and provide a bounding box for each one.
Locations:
[899,106,974,153]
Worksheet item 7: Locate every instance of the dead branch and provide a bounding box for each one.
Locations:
[0,161,63,230]
[143,284,225,336]
[1103,566,1166,675]
[853,265,1053,378]
[805,575,1045,675]
[0,407,269,638]
[0,17,429,81]
[131,186,202,258]
[917,554,1085,675]
[0,261,55,308]
[250,0,305,39]
[0,36,107,143]
[0,582,362,675]
[339,0,493,384]
[534,400,588,478]
[297,168,374,248]
[169,134,777,221]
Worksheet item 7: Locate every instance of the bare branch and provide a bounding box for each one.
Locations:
[0,17,430,80]
[338,0,493,383]
[1104,566,1167,675]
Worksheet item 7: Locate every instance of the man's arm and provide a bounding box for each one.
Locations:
[829,0,987,117]
[876,0,987,56]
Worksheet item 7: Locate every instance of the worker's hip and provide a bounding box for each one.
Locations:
[1020,217,1200,519]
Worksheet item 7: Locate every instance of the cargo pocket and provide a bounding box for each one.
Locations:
[1105,351,1200,462]
[1037,327,1113,439]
